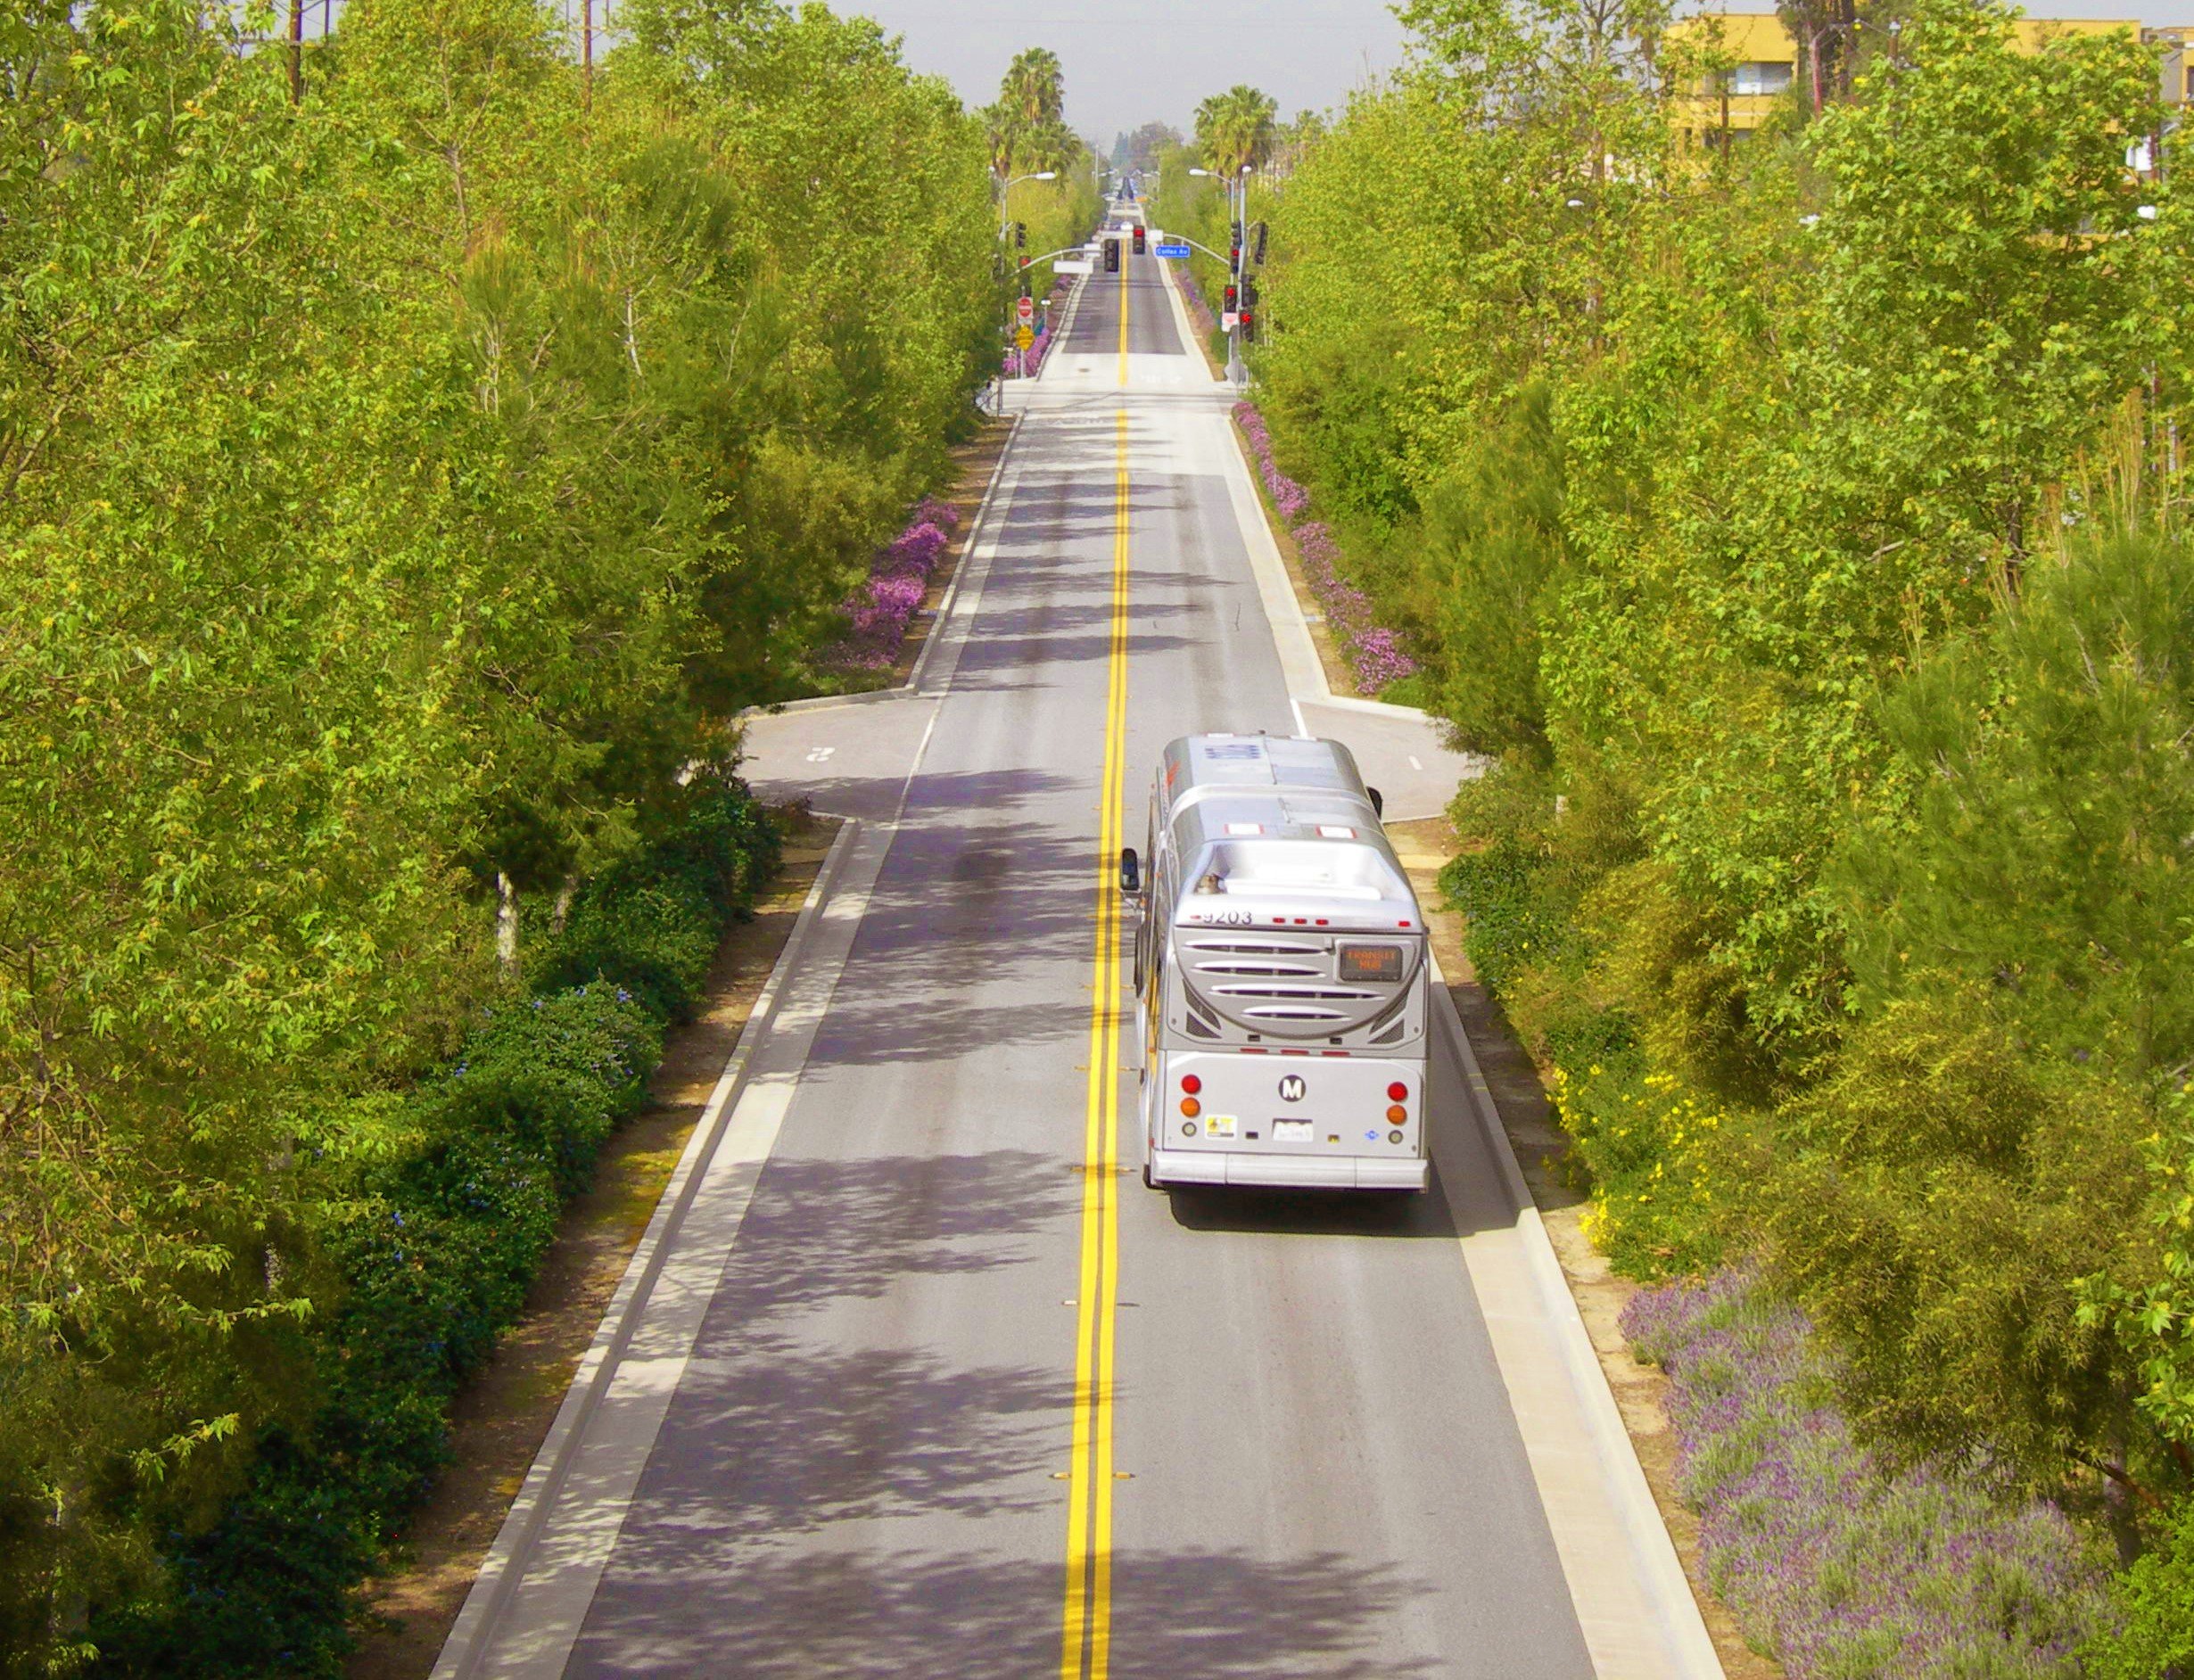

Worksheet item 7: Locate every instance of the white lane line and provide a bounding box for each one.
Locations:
[1151,248,1221,383]
[1427,951,1725,1680]
[433,821,862,1680]
[1409,754,1423,770]
[1212,414,1332,706]
[438,435,980,1678]
[915,446,1025,700]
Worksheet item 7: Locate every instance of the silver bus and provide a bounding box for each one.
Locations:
[1118,735,1431,1193]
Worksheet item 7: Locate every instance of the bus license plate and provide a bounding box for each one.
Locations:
[1272,1120,1314,1141]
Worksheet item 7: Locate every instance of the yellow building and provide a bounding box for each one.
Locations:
[1669,12,2190,151]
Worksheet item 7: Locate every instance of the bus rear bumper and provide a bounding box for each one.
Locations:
[1147,1147,1429,1193]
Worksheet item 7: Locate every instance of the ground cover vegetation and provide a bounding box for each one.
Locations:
[1247,0,2194,1664]
[0,0,1006,1668]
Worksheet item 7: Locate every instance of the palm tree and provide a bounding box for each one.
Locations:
[1002,47,1065,130]
[987,49,1074,180]
[1193,85,1278,177]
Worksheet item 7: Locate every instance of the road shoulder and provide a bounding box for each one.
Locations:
[344,814,843,1680]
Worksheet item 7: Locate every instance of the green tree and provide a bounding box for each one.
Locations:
[1193,83,1278,176]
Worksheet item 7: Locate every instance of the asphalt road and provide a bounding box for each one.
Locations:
[437,229,1709,1680]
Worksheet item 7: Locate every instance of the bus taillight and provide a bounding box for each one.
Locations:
[1181,1074,1202,1094]
[1387,1082,1408,1102]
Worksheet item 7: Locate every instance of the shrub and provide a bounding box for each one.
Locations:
[2083,1495,2194,1677]
[1439,836,1575,998]
[90,783,777,1676]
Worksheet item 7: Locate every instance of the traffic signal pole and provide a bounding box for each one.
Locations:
[1225,170,1248,389]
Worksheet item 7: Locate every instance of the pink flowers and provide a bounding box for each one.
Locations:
[1251,444,1421,696]
[1235,402,1310,522]
[823,499,963,672]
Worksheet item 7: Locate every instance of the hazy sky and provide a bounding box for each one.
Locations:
[845,0,2194,152]
[843,0,1413,150]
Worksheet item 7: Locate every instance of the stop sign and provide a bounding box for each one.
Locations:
[1016,296,1035,326]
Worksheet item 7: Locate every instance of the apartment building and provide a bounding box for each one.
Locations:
[1670,12,2191,150]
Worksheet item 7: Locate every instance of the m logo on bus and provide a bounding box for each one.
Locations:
[1278,1075,1307,1103]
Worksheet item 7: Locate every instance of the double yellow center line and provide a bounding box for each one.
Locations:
[1061,263,1134,1680]
[1117,230,1132,387]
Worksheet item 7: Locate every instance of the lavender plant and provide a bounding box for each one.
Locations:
[1623,1273,2116,1679]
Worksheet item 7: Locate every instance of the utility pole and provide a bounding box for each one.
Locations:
[581,0,594,109]
[288,0,304,103]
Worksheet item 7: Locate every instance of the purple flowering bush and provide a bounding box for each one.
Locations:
[1623,1272,2115,1679]
[1234,401,1311,521]
[823,498,962,673]
[1173,261,1218,336]
[1231,399,1418,696]
[1291,520,1420,693]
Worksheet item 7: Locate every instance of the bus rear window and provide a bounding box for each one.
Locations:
[1338,944,1404,983]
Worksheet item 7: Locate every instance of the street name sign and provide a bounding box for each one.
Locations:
[1155,243,1192,259]
[1054,259,1093,276]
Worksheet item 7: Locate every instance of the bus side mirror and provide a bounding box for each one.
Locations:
[1366,786,1384,819]
[1119,847,1142,894]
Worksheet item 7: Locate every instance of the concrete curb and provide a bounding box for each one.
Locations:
[735,410,1025,721]
[1429,949,1727,1680]
[431,820,862,1680]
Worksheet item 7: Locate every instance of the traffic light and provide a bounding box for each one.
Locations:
[1104,239,1119,274]
[1133,225,1146,255]
[1014,221,1027,250]
[1232,220,1244,248]
[1252,220,1268,264]
[1241,309,1256,343]
[1223,283,1239,314]
[1241,276,1259,310]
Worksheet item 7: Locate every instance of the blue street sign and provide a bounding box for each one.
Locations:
[1154,243,1192,259]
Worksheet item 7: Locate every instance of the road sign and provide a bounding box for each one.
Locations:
[1221,311,1240,331]
[1015,325,1035,350]
[1155,243,1192,259]
[1015,296,1035,326]
[1053,259,1093,276]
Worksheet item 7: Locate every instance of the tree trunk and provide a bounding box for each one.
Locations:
[496,870,520,976]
